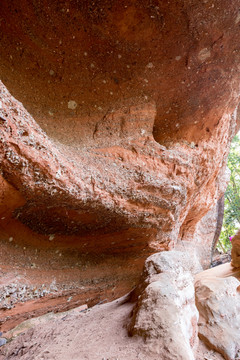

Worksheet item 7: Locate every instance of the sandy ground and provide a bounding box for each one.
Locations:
[1,294,224,360]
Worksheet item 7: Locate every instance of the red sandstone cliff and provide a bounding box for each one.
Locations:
[0,1,240,356]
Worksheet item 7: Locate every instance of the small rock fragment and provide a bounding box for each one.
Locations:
[67,100,77,110]
[0,338,7,346]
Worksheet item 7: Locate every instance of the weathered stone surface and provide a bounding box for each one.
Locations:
[0,78,237,248]
[129,251,199,360]
[0,0,240,244]
[3,258,238,360]
[178,165,232,267]
[177,204,220,269]
[0,70,238,325]
[143,250,202,275]
[195,276,240,360]
[1,0,240,145]
[0,0,240,323]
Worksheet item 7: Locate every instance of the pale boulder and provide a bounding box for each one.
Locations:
[129,251,199,360]
[195,276,240,360]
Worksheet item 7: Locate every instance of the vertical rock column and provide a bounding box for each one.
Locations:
[128,251,200,360]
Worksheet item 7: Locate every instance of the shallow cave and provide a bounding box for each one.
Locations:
[0,1,240,359]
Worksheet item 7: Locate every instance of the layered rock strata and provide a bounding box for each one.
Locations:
[0,79,238,255]
[0,0,240,322]
[3,252,240,360]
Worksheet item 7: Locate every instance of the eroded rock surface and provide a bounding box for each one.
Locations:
[1,0,240,145]
[5,253,240,360]
[128,251,199,360]
[1,252,199,360]
[195,276,240,360]
[0,0,240,333]
[0,76,237,251]
[0,0,240,244]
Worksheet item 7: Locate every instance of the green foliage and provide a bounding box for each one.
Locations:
[218,133,240,252]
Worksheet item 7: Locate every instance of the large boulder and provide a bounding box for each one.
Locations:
[195,275,240,360]
[128,251,199,360]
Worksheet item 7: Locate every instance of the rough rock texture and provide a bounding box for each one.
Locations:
[3,253,237,360]
[1,76,237,247]
[0,0,240,329]
[128,251,199,360]
[1,0,240,236]
[195,275,240,360]
[1,0,240,145]
[177,166,231,267]
[211,250,232,268]
[176,202,221,269]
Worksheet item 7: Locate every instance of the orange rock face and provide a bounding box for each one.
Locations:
[231,229,240,268]
[0,0,240,145]
[0,0,240,325]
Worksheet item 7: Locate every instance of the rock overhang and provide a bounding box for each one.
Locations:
[0,0,240,146]
[0,0,240,315]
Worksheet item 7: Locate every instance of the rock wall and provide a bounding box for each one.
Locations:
[0,0,240,320]
[3,252,240,360]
